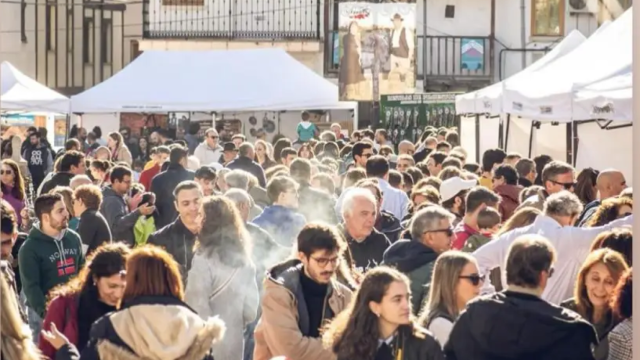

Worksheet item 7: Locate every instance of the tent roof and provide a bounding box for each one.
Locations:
[70,48,343,113]
[1,61,69,113]
[455,30,587,115]
[502,9,632,120]
[573,71,631,121]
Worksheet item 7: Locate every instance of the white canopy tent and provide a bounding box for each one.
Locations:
[573,71,632,122]
[71,48,351,113]
[502,9,632,121]
[455,30,588,115]
[1,61,69,114]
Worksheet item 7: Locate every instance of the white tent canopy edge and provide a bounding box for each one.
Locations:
[0,61,69,114]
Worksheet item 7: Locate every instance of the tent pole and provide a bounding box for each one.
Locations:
[475,115,480,163]
[527,122,534,158]
[504,114,511,151]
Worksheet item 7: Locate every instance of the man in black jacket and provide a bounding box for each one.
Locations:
[445,235,598,360]
[148,181,202,284]
[150,146,195,228]
[290,158,337,225]
[40,151,86,195]
[226,142,266,188]
[73,184,112,255]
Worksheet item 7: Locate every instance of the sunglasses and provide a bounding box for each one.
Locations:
[0,170,13,175]
[550,180,576,190]
[459,273,485,286]
[423,227,454,237]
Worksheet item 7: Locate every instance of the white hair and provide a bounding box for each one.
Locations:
[410,205,455,240]
[187,156,201,171]
[341,188,377,219]
[225,188,252,206]
[70,175,92,189]
[225,170,250,191]
[544,191,583,217]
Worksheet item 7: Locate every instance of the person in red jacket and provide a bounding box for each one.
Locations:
[39,243,129,359]
[138,146,170,190]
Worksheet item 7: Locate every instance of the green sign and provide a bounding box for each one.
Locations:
[380,93,459,144]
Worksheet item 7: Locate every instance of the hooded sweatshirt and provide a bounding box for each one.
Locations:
[444,291,598,360]
[383,240,439,314]
[18,225,85,317]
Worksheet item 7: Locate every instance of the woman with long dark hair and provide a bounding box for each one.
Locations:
[39,243,129,358]
[324,266,444,360]
[185,196,258,360]
[136,137,150,163]
[1,159,26,227]
[106,132,132,166]
[41,245,224,360]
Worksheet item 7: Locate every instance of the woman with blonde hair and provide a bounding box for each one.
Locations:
[49,186,79,231]
[1,271,41,360]
[561,248,629,360]
[106,132,132,166]
[418,251,483,347]
[254,139,277,170]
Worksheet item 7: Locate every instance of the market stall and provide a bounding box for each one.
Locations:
[1,61,69,114]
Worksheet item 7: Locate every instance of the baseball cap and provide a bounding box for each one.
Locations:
[223,142,238,152]
[440,177,476,202]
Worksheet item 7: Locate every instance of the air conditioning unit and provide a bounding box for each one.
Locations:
[568,0,598,14]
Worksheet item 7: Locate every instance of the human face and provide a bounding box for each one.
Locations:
[284,154,298,167]
[255,143,266,159]
[331,125,341,137]
[107,137,116,149]
[30,135,39,145]
[492,176,505,190]
[1,164,15,187]
[278,187,299,209]
[455,261,483,311]
[149,132,159,145]
[0,231,16,260]
[72,197,85,217]
[232,138,243,148]
[46,201,69,231]
[113,175,132,195]
[427,158,441,176]
[344,197,376,239]
[119,129,130,140]
[546,172,576,194]
[90,167,104,182]
[413,194,429,207]
[196,178,214,196]
[397,159,412,173]
[71,160,87,175]
[617,204,632,218]
[300,249,340,284]
[422,218,454,253]
[139,138,148,150]
[584,262,617,310]
[96,149,110,161]
[206,131,219,148]
[357,149,374,168]
[96,273,126,306]
[299,148,311,159]
[371,281,411,327]
[223,151,237,163]
[175,188,202,223]
[157,153,169,164]
[393,18,403,29]
[78,128,87,140]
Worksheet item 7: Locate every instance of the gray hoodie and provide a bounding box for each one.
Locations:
[194,142,223,166]
[100,186,141,247]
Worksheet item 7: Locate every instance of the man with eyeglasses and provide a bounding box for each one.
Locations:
[253,223,352,360]
[447,235,597,360]
[383,205,455,315]
[352,141,374,168]
[194,128,224,166]
[519,160,576,211]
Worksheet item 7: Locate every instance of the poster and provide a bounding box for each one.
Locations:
[379,93,459,145]
[461,38,485,71]
[338,1,417,101]
[54,116,67,147]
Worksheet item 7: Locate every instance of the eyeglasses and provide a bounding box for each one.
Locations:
[361,153,373,159]
[310,256,341,267]
[423,227,454,237]
[0,170,13,175]
[459,273,485,286]
[550,180,576,190]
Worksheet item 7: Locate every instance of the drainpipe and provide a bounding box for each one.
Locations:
[520,0,526,69]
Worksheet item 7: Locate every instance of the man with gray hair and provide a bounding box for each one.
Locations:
[69,174,92,189]
[340,188,390,273]
[226,142,266,187]
[383,205,455,313]
[225,170,263,220]
[474,190,633,304]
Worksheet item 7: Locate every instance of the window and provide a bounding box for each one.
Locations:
[83,17,94,64]
[531,0,564,36]
[445,5,455,18]
[161,0,204,6]
[130,40,142,62]
[45,3,56,51]
[100,18,112,64]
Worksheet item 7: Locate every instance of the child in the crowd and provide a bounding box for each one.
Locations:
[463,207,501,253]
[132,160,144,182]
[296,111,318,142]
[133,192,158,247]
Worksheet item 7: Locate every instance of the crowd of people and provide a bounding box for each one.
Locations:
[0,118,634,360]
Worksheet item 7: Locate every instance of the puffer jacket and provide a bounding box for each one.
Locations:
[253,259,352,360]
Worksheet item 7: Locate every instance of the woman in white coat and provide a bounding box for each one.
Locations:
[185,196,259,360]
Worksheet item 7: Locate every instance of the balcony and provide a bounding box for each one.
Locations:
[142,0,322,40]
[324,33,494,91]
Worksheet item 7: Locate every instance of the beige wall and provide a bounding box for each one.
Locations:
[0,1,37,78]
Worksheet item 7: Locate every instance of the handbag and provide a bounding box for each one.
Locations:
[208,267,239,301]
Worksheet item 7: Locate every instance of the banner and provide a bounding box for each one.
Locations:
[379,93,459,144]
[338,1,417,101]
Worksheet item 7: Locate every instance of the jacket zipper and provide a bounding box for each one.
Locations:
[183,234,188,271]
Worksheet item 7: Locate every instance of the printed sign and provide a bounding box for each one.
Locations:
[461,38,485,71]
[337,1,417,101]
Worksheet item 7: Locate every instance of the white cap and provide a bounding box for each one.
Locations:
[440,177,476,202]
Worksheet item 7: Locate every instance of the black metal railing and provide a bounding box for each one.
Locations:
[422,35,492,80]
[142,0,322,40]
[324,33,493,82]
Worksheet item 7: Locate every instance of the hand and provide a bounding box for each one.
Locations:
[129,193,143,210]
[139,204,156,216]
[41,323,69,350]
[20,208,29,222]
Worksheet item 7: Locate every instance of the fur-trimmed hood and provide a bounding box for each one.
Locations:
[97,297,225,360]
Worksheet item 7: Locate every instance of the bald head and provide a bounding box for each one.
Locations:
[398,140,415,155]
[596,169,626,199]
